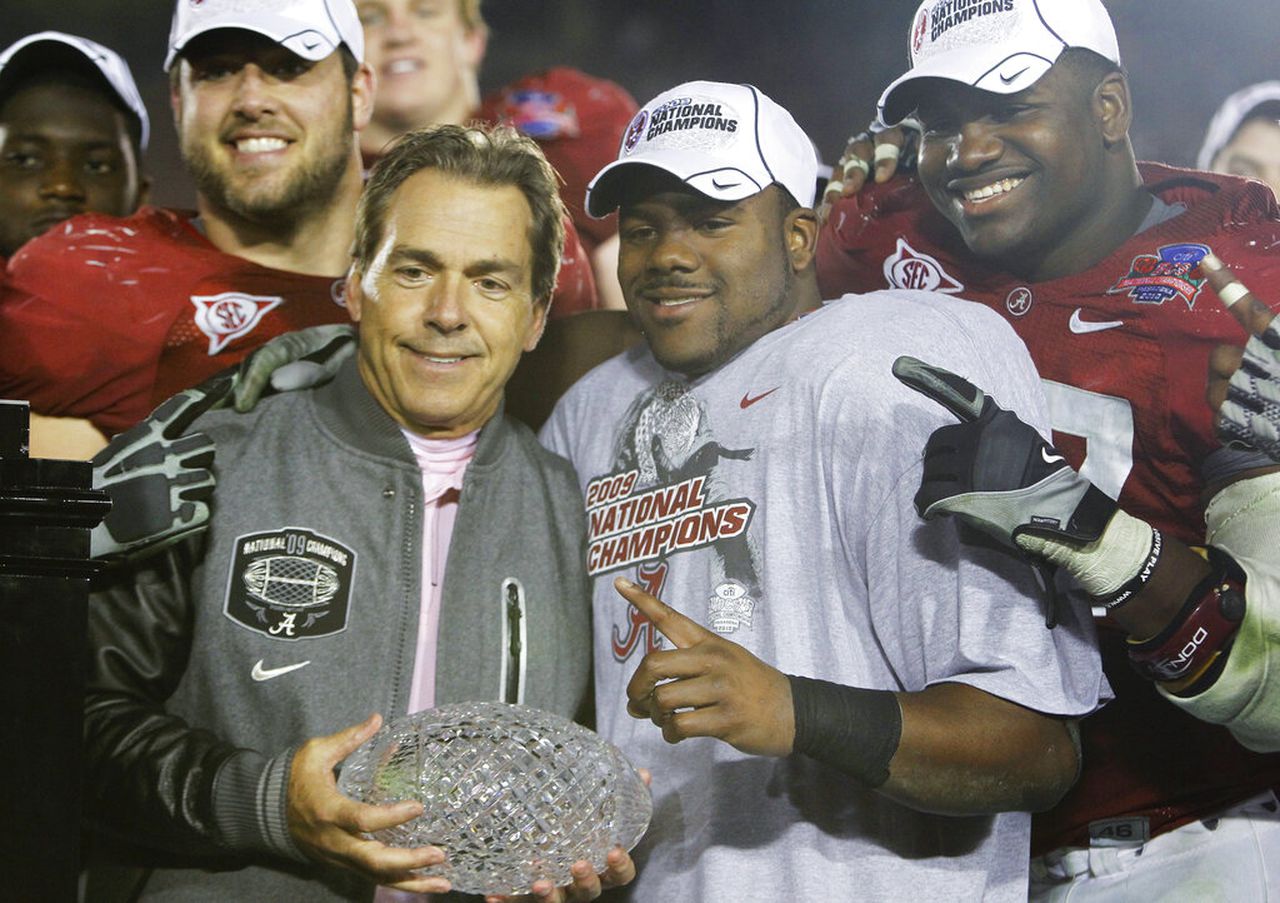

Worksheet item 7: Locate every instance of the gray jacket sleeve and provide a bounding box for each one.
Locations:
[83,538,306,863]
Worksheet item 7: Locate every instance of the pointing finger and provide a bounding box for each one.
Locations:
[613,577,710,649]
[892,355,988,423]
[1200,254,1276,337]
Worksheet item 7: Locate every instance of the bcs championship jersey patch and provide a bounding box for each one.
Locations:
[191,292,283,354]
[493,89,581,141]
[1107,242,1210,308]
[225,527,356,640]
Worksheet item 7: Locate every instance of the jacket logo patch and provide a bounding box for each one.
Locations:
[883,238,964,294]
[225,527,356,641]
[191,292,283,354]
[1107,242,1210,308]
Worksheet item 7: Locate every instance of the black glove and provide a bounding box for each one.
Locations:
[892,355,1117,548]
[89,372,233,562]
[232,324,357,412]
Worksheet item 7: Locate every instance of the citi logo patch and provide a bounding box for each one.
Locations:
[225,527,356,641]
[1107,242,1211,308]
[883,238,964,294]
[708,580,755,635]
[191,292,283,355]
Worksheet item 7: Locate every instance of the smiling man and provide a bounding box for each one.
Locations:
[0,0,376,460]
[83,123,632,902]
[540,80,1105,902]
[816,0,1280,898]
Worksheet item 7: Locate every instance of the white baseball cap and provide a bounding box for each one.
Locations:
[165,0,365,72]
[878,0,1121,126]
[1197,81,1280,170]
[0,31,150,151]
[586,80,818,217]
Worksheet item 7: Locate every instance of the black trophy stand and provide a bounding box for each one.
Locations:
[0,401,110,901]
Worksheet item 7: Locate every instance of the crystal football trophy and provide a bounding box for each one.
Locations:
[337,701,652,895]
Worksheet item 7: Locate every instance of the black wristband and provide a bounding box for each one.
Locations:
[787,675,902,788]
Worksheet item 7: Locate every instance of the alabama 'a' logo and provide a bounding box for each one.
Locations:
[191,292,283,354]
[225,527,356,640]
[883,238,964,294]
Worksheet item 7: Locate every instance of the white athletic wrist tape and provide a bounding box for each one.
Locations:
[1016,509,1156,598]
[873,143,901,164]
[844,157,870,176]
[1217,281,1250,307]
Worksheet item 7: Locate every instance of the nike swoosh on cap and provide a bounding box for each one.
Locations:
[1041,447,1066,465]
[1000,66,1031,85]
[1069,308,1125,334]
[251,659,311,682]
[712,179,741,190]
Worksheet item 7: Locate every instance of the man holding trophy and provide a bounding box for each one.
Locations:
[82,122,632,902]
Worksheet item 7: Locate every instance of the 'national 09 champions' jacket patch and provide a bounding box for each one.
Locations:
[224,527,357,640]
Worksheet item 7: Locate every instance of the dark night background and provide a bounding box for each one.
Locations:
[4,1,1277,208]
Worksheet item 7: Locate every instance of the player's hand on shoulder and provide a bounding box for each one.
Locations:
[233,324,357,413]
[287,714,449,893]
[614,578,795,757]
[1201,254,1280,461]
[819,121,916,223]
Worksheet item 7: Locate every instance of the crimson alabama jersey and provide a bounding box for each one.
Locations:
[0,205,598,436]
[816,163,1280,852]
[0,206,348,436]
[481,67,639,252]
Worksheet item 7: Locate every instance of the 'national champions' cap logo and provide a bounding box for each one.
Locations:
[635,96,740,155]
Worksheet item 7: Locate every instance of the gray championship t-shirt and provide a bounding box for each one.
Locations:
[541,291,1107,902]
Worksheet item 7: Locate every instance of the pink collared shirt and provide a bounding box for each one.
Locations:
[374,428,478,903]
[399,427,478,714]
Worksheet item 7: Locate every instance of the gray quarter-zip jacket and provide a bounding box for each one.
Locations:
[84,359,593,901]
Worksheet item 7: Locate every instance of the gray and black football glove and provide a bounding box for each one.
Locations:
[1217,320,1280,462]
[90,372,234,562]
[892,355,1118,548]
[232,324,356,412]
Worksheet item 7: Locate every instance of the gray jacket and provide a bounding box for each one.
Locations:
[84,360,593,901]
